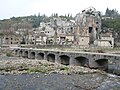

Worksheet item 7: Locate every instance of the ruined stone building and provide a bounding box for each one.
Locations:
[75,7,114,48]
[34,7,114,48]
[75,7,101,46]
[37,17,75,45]
[13,7,112,48]
[0,30,20,45]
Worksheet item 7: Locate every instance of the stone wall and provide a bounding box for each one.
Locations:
[14,48,120,74]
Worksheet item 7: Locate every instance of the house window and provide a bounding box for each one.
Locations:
[89,27,93,33]
[96,22,98,24]
[96,28,98,31]
[71,27,73,30]
[6,38,8,40]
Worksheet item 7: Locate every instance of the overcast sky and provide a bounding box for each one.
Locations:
[0,0,120,20]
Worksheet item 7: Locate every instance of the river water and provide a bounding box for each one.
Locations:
[0,73,120,90]
[0,56,120,90]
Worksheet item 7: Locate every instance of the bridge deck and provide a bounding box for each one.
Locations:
[15,48,120,57]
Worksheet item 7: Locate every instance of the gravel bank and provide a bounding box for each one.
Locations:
[0,56,99,75]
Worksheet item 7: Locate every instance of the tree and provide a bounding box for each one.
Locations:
[105,8,110,16]
[102,18,120,42]
[17,21,32,44]
[105,8,120,18]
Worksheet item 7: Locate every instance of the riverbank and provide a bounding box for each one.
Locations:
[0,56,100,75]
[0,56,120,90]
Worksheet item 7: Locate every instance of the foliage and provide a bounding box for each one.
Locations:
[102,18,120,31]
[0,14,43,30]
[102,19,120,43]
[105,8,120,18]
[6,52,13,57]
[28,68,49,73]
[0,12,74,30]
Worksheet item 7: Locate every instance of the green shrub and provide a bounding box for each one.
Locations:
[6,52,13,57]
[29,68,47,73]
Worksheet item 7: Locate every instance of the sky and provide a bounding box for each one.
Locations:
[0,0,120,20]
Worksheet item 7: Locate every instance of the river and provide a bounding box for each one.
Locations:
[0,56,120,90]
[0,73,120,90]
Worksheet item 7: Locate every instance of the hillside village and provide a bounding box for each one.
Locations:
[0,7,116,48]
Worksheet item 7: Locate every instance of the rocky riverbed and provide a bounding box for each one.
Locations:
[0,56,120,90]
[0,56,99,75]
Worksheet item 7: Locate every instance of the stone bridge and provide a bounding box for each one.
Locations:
[14,48,120,72]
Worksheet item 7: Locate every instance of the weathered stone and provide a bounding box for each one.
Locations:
[14,48,120,75]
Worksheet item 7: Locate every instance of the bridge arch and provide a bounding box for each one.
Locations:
[59,55,70,65]
[47,54,55,62]
[74,56,89,67]
[19,50,23,57]
[30,52,35,59]
[37,53,44,60]
[15,50,18,55]
[95,59,108,70]
[24,51,28,58]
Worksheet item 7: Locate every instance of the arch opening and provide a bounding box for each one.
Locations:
[15,50,18,55]
[60,55,70,65]
[47,54,55,62]
[19,50,22,57]
[30,52,35,59]
[24,51,28,58]
[37,53,44,60]
[95,59,108,71]
[75,56,89,67]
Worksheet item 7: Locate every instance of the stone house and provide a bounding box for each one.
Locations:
[38,17,76,45]
[96,32,114,48]
[0,34,20,45]
[74,7,114,48]
[78,35,90,48]
[33,7,114,48]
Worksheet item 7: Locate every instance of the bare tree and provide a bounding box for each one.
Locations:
[17,21,32,44]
